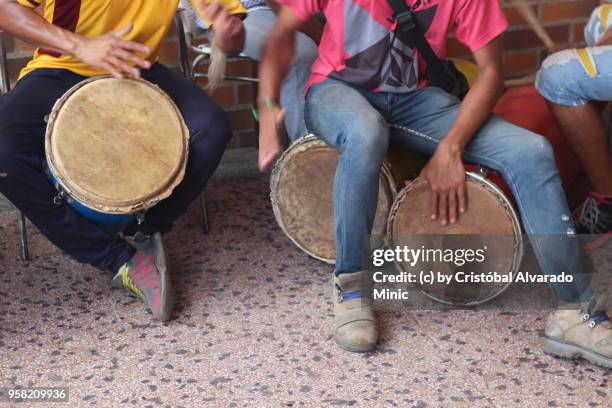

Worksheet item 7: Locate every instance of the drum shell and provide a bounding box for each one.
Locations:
[387,172,523,306]
[271,135,397,264]
[44,76,189,231]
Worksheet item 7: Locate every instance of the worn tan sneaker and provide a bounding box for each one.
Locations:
[332,271,377,352]
[543,307,612,369]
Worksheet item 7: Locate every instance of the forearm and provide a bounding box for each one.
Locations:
[443,66,504,151]
[258,24,296,104]
[0,1,82,56]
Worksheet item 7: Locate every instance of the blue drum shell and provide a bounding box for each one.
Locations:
[44,165,136,234]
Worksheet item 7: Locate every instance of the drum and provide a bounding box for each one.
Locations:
[45,77,189,233]
[271,135,397,264]
[387,171,523,306]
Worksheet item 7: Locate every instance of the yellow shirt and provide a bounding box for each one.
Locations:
[17,0,245,79]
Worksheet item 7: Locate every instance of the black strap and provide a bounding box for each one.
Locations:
[386,0,461,96]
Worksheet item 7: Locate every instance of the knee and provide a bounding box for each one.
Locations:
[189,104,232,157]
[508,133,557,173]
[536,52,573,103]
[345,111,389,163]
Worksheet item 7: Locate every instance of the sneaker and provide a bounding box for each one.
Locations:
[543,300,612,369]
[113,233,173,322]
[573,192,612,249]
[332,271,378,352]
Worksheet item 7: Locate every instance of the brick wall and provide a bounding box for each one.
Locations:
[1,0,601,148]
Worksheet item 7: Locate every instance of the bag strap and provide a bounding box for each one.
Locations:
[386,0,459,93]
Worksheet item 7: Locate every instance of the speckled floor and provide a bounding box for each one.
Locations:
[0,151,610,407]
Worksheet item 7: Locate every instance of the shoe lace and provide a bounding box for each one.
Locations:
[573,196,601,234]
[118,265,145,300]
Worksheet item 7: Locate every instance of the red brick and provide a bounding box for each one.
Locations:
[228,109,255,131]
[542,0,598,23]
[503,25,570,51]
[504,50,539,75]
[210,85,235,109]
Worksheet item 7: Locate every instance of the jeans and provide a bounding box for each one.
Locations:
[242,8,318,141]
[305,78,593,303]
[0,64,231,272]
[536,4,612,107]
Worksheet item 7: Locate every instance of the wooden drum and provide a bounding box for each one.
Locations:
[271,135,397,264]
[387,172,524,306]
[45,77,189,232]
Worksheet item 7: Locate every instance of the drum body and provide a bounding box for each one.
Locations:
[271,135,397,264]
[45,77,189,233]
[387,172,523,306]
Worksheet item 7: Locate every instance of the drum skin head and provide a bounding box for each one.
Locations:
[46,77,189,214]
[388,173,523,306]
[271,135,396,264]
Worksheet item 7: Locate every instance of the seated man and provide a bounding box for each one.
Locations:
[536,1,612,249]
[184,0,322,141]
[257,0,611,367]
[0,0,245,321]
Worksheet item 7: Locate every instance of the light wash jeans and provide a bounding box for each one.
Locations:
[305,79,593,303]
[242,8,318,140]
[536,4,612,106]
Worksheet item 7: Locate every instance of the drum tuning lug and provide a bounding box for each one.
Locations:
[477,167,488,178]
[136,212,146,225]
[52,191,66,205]
[43,114,50,123]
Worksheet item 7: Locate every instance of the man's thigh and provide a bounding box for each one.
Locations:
[387,87,547,172]
[305,79,389,151]
[536,46,612,107]
[0,69,83,160]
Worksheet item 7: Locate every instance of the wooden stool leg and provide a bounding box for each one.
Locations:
[17,211,30,261]
[201,190,210,234]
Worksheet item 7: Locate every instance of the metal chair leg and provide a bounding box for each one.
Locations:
[201,190,210,234]
[17,211,30,261]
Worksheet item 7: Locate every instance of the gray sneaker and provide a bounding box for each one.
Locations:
[113,233,173,322]
[544,303,612,369]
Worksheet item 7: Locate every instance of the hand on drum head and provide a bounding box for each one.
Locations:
[409,143,467,226]
[73,23,151,79]
[257,103,286,171]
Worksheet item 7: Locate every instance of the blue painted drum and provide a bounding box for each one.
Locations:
[44,76,190,234]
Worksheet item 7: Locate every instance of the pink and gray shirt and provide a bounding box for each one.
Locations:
[278,0,509,93]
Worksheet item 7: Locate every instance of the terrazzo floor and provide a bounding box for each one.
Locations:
[0,150,610,407]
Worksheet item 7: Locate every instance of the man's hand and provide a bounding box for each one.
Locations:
[257,101,285,171]
[411,140,467,226]
[198,3,245,54]
[73,24,151,79]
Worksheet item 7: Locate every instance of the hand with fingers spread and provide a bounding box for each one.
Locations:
[411,140,467,226]
[257,99,286,171]
[73,24,151,79]
[196,2,245,54]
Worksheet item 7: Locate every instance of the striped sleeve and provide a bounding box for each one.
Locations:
[17,0,41,9]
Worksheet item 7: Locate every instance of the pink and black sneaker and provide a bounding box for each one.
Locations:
[113,233,173,322]
[573,192,612,250]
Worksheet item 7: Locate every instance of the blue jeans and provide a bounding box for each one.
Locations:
[536,5,612,106]
[305,79,593,303]
[242,8,318,140]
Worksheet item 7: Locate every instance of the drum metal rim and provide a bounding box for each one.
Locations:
[45,76,190,214]
[386,170,524,306]
[271,134,397,264]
